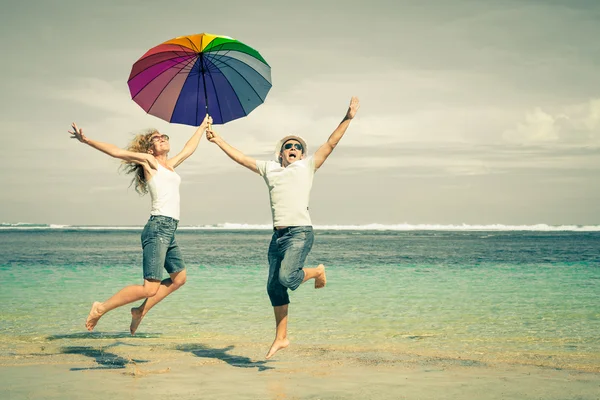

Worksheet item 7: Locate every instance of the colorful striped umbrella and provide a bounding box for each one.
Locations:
[128,33,272,126]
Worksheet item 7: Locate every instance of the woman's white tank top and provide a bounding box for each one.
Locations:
[147,164,181,220]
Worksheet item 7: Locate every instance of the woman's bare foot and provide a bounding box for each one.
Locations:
[265,338,290,359]
[130,307,144,335]
[314,264,327,289]
[85,302,104,331]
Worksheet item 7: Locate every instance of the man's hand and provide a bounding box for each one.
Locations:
[206,129,220,143]
[68,122,89,144]
[345,96,360,120]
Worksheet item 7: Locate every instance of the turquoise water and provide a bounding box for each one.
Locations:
[0,229,598,370]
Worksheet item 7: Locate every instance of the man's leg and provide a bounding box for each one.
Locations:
[276,227,314,290]
[266,304,289,359]
[266,233,291,358]
[264,262,325,358]
[302,264,326,288]
[277,227,326,290]
[130,269,187,335]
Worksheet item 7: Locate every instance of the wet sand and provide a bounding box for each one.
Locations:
[1,338,598,399]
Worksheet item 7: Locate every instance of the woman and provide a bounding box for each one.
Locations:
[69,115,211,334]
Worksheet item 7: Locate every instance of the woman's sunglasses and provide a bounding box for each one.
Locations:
[283,143,303,151]
[150,134,170,143]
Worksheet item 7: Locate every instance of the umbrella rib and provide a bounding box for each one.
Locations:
[130,53,196,102]
[202,43,271,121]
[203,57,225,124]
[205,45,270,80]
[210,53,270,102]
[129,47,197,81]
[131,52,196,98]
[205,46,271,102]
[145,54,199,120]
[184,36,200,53]
[174,45,201,73]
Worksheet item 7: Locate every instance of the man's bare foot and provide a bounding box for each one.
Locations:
[130,307,144,335]
[85,302,104,331]
[266,338,290,359]
[315,264,327,289]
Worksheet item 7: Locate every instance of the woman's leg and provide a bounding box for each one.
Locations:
[130,231,186,335]
[85,216,171,332]
[85,279,161,331]
[129,269,187,335]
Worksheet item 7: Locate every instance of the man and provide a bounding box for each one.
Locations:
[206,97,360,358]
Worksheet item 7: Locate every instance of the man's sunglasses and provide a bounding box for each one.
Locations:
[283,143,303,151]
[150,134,170,143]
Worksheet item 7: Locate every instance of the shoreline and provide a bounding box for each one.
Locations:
[2,334,599,373]
[1,339,598,400]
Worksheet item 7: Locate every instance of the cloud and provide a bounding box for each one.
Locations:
[326,153,495,177]
[43,78,137,116]
[503,99,600,146]
[21,73,600,188]
[503,107,559,143]
[564,98,600,134]
[87,185,124,194]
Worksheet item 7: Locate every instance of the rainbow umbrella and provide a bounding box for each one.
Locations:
[127,33,272,126]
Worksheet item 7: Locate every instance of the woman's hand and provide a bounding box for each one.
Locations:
[201,114,213,130]
[68,122,89,144]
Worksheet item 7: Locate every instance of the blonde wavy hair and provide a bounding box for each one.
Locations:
[120,129,159,195]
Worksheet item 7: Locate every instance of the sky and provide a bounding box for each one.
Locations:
[1,0,599,226]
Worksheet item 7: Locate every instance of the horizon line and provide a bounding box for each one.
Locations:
[2,222,600,232]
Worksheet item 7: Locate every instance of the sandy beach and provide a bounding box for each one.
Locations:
[1,337,598,400]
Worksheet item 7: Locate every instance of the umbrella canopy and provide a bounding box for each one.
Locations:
[128,33,272,126]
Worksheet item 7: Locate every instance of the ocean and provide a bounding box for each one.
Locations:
[1,226,599,372]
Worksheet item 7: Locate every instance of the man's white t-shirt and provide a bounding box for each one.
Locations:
[256,157,316,227]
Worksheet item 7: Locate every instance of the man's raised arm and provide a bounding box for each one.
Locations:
[313,97,360,170]
[206,129,259,174]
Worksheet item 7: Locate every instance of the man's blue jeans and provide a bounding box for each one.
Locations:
[267,226,314,307]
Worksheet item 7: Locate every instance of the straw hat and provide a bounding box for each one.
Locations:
[273,135,308,160]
